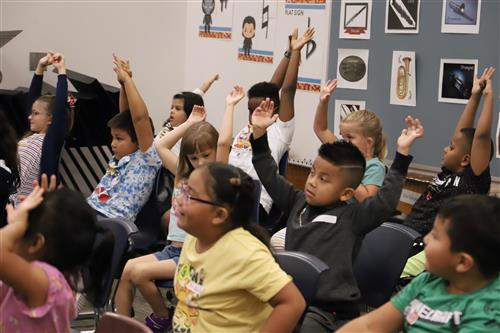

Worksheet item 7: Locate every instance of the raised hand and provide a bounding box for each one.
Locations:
[226,85,245,106]
[320,79,337,103]
[52,53,66,74]
[187,105,207,123]
[251,98,278,130]
[6,186,44,225]
[472,66,495,95]
[287,29,298,51]
[38,52,54,68]
[397,116,424,155]
[113,53,132,78]
[291,27,315,51]
[113,62,131,85]
[482,67,495,96]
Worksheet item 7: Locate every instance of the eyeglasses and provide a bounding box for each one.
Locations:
[180,185,224,208]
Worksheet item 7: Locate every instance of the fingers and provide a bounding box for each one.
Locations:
[40,173,48,190]
[48,175,57,191]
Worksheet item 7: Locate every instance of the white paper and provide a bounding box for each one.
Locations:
[441,0,481,34]
[334,99,366,136]
[390,51,416,106]
[385,0,421,34]
[336,48,369,90]
[339,0,372,40]
[438,58,478,104]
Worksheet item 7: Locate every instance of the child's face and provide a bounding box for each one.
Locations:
[242,23,255,39]
[339,122,373,159]
[169,98,188,128]
[176,168,221,236]
[423,217,457,278]
[304,156,354,206]
[442,133,469,172]
[187,147,216,169]
[110,128,138,160]
[29,100,52,133]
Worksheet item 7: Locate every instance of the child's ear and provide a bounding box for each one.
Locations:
[460,153,471,167]
[28,234,46,256]
[339,187,355,202]
[212,207,230,227]
[455,252,475,274]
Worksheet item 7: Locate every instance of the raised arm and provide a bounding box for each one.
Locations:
[113,57,153,152]
[279,28,315,122]
[217,85,245,163]
[27,53,53,117]
[470,67,495,175]
[113,54,132,113]
[39,53,68,179]
[269,30,295,88]
[0,188,49,308]
[453,67,492,138]
[196,73,219,95]
[155,106,206,173]
[313,79,337,144]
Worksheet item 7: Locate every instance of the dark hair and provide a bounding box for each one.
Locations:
[24,188,114,307]
[318,141,366,188]
[201,163,270,248]
[107,110,154,144]
[0,111,20,191]
[242,16,256,28]
[439,194,500,278]
[247,82,280,112]
[173,92,204,118]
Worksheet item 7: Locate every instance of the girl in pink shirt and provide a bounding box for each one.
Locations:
[0,184,113,333]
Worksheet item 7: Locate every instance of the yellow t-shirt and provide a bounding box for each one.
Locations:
[173,227,292,333]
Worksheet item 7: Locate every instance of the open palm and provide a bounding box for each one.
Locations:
[251,98,277,129]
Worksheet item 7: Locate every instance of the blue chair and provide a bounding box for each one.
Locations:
[275,251,328,305]
[353,222,421,308]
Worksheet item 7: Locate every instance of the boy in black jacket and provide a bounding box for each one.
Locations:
[250,98,424,332]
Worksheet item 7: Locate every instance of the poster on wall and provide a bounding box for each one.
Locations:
[390,51,416,107]
[438,58,478,104]
[234,0,277,63]
[336,48,369,90]
[334,100,366,136]
[282,0,328,92]
[496,113,500,158]
[339,0,372,39]
[199,0,234,40]
[441,0,481,34]
[385,0,421,34]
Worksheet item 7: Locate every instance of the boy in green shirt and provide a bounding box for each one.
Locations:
[338,194,500,333]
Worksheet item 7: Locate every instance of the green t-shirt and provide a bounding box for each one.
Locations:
[392,272,500,333]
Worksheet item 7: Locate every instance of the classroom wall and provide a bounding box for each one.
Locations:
[0,0,188,128]
[327,0,500,178]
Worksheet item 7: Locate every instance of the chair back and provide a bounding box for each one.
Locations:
[353,222,421,308]
[96,312,152,333]
[275,251,328,304]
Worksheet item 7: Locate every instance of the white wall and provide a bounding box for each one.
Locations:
[0,0,187,128]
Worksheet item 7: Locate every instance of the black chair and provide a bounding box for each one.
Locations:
[353,222,421,308]
[76,218,132,326]
[275,251,329,305]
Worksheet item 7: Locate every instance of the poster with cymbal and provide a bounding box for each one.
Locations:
[336,48,369,90]
[390,51,416,106]
[334,100,366,136]
[385,0,420,34]
[441,0,481,34]
[339,0,372,39]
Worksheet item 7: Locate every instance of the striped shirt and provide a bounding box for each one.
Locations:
[11,133,45,203]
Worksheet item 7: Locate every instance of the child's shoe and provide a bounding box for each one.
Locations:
[144,313,172,333]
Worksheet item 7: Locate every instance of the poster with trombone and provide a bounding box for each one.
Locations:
[390,51,416,107]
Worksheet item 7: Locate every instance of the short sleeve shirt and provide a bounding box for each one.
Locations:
[392,272,500,333]
[87,145,162,225]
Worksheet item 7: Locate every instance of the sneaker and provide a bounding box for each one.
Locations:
[145,313,172,333]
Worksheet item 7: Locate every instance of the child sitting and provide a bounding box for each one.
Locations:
[402,67,495,278]
[173,163,306,333]
[338,194,500,333]
[250,98,424,332]
[0,186,113,332]
[87,56,162,226]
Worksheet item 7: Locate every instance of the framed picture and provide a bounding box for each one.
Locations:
[438,58,478,104]
[390,51,416,106]
[339,0,372,39]
[385,0,420,34]
[334,99,366,135]
[337,48,369,90]
[441,0,481,34]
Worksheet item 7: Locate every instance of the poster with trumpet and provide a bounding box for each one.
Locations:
[390,51,416,107]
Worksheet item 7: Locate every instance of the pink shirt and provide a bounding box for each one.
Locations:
[0,261,76,333]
